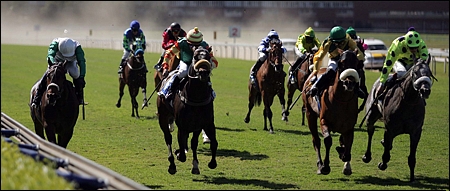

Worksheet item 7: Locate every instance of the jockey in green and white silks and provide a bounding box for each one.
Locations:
[31,37,87,107]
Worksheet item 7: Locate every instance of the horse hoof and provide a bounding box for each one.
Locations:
[380,139,385,146]
[244,118,250,123]
[269,129,274,134]
[343,168,352,176]
[281,116,288,122]
[378,162,387,170]
[168,168,177,175]
[191,168,200,175]
[208,160,217,169]
[175,149,187,162]
[116,103,121,108]
[320,166,331,175]
[362,154,372,163]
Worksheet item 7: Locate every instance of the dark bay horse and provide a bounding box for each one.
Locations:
[116,50,148,119]
[29,60,79,148]
[361,54,435,182]
[157,46,217,174]
[302,49,360,175]
[285,51,315,125]
[244,38,287,134]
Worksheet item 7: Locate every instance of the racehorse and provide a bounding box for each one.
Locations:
[157,46,217,174]
[361,54,435,182]
[244,38,287,134]
[285,51,315,125]
[115,50,147,119]
[302,49,360,175]
[29,60,79,148]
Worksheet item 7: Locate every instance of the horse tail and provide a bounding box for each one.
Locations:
[255,91,262,106]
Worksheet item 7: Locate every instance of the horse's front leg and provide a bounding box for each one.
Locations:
[378,129,394,171]
[263,96,275,134]
[141,87,148,109]
[176,129,188,163]
[336,132,353,175]
[131,96,139,118]
[320,121,332,175]
[205,124,218,170]
[407,130,422,182]
[159,110,176,174]
[44,123,57,145]
[191,130,201,174]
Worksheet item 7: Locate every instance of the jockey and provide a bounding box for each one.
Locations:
[118,20,147,74]
[157,27,218,100]
[346,26,369,98]
[375,27,429,98]
[154,22,187,72]
[288,27,321,84]
[249,29,288,85]
[307,26,366,98]
[31,37,87,108]
[157,27,218,144]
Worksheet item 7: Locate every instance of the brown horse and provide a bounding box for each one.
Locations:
[29,60,79,148]
[244,38,287,134]
[116,51,147,119]
[285,51,315,125]
[302,49,360,175]
[361,54,435,182]
[157,46,217,174]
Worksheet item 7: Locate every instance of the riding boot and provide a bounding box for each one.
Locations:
[154,56,163,72]
[74,78,84,105]
[250,58,264,85]
[118,59,126,74]
[307,68,336,96]
[31,75,47,108]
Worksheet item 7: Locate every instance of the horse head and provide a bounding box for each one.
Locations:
[189,46,212,82]
[46,60,67,106]
[268,38,284,72]
[128,49,146,71]
[411,54,435,99]
[337,48,360,92]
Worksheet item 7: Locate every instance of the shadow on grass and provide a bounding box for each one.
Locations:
[193,176,301,190]
[197,148,269,161]
[216,126,245,132]
[353,175,449,190]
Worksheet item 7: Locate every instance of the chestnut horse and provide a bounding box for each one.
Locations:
[29,60,79,148]
[302,49,360,175]
[157,46,217,175]
[285,51,315,125]
[361,54,436,182]
[244,38,287,134]
[116,51,147,119]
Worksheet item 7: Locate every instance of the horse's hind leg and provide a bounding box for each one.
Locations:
[141,86,148,108]
[244,88,256,123]
[191,130,201,174]
[320,122,332,175]
[278,90,288,122]
[116,82,125,108]
[407,130,422,182]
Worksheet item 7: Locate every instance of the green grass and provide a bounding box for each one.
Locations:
[1,44,449,190]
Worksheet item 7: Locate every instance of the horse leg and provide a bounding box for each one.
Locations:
[278,90,288,122]
[33,119,45,140]
[285,84,296,120]
[378,129,394,171]
[337,132,353,175]
[407,130,422,182]
[320,121,332,175]
[141,87,148,109]
[116,81,125,108]
[301,104,306,126]
[176,129,188,163]
[204,124,218,170]
[191,130,201,174]
[158,113,176,174]
[362,110,379,163]
[244,88,257,123]
[44,123,57,145]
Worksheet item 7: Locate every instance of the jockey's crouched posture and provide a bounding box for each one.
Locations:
[31,37,87,108]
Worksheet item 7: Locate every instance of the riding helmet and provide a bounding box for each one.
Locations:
[304,27,315,38]
[58,38,76,57]
[187,27,203,44]
[405,31,421,48]
[267,29,279,39]
[329,26,346,42]
[170,22,181,30]
[130,20,140,31]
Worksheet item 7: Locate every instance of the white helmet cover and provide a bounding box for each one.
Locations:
[58,38,76,57]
